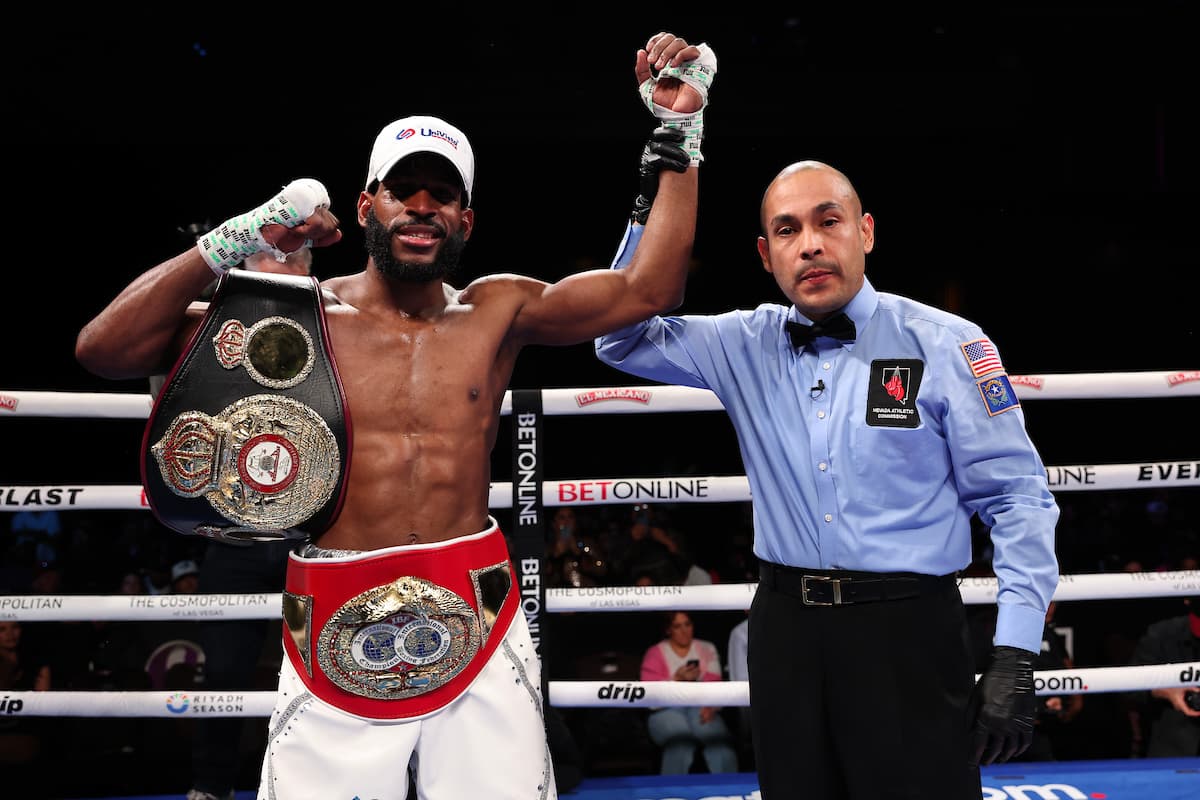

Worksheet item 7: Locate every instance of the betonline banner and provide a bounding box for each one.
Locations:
[510,390,546,687]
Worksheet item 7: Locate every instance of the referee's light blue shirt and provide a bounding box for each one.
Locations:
[595,224,1059,653]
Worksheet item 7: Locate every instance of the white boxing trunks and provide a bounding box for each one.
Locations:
[257,520,555,800]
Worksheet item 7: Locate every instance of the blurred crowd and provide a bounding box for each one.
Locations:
[1,487,1197,795]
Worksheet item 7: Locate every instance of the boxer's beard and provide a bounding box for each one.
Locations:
[365,208,466,283]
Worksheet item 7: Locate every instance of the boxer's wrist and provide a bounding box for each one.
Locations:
[197,178,330,275]
[632,126,689,223]
[638,43,716,168]
[656,113,704,167]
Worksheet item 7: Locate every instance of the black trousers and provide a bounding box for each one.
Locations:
[748,565,982,800]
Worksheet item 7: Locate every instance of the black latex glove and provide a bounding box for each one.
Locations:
[631,126,689,224]
[968,645,1037,766]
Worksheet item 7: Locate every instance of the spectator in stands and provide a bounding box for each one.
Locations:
[0,621,51,794]
[1025,601,1084,760]
[10,509,62,569]
[1127,596,1200,756]
[546,506,608,588]
[613,503,686,586]
[726,613,753,764]
[640,610,738,775]
[170,559,201,594]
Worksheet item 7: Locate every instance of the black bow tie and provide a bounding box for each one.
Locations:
[786,313,857,348]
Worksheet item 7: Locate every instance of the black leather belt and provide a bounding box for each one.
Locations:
[759,562,956,606]
[142,270,351,542]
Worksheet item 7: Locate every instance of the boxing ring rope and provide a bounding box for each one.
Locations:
[2,370,1198,419]
[2,374,1198,720]
[2,661,1195,719]
[5,571,1198,622]
[3,459,1197,513]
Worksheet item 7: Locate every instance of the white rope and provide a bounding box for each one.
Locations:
[546,663,1200,707]
[3,461,1194,512]
[4,663,1196,717]
[0,390,153,418]
[2,371,1196,419]
[0,592,282,621]
[546,571,1200,612]
[4,572,1196,621]
[0,485,148,510]
[0,690,277,718]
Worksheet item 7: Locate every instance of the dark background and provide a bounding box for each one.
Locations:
[4,6,1196,485]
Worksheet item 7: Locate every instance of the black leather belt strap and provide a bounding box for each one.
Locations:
[759,562,957,606]
[141,270,351,541]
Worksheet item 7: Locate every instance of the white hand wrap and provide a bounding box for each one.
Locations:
[639,43,717,167]
[197,178,330,275]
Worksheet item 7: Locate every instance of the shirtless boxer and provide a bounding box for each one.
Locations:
[75,32,716,800]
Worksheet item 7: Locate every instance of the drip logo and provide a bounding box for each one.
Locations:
[597,683,646,703]
[0,696,24,715]
[165,692,190,714]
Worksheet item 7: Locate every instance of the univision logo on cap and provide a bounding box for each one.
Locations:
[396,127,461,150]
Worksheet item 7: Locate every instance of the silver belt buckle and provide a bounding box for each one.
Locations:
[150,394,341,532]
[801,575,843,606]
[316,576,481,700]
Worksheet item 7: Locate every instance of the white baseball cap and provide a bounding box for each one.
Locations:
[171,559,199,583]
[365,115,475,207]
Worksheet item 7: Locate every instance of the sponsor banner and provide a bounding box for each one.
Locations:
[548,583,757,613]
[0,690,276,718]
[3,572,1196,622]
[163,692,252,716]
[554,680,748,708]
[4,663,1198,718]
[11,462,1192,513]
[5,374,1194,421]
[573,388,653,407]
[1044,462,1200,491]
[0,390,153,418]
[1166,370,1200,387]
[0,485,145,510]
[534,385,723,415]
[0,593,282,622]
[1007,374,1044,390]
[4,572,1196,622]
[552,477,731,504]
[488,476,750,508]
[1007,371,1200,399]
[547,664,1200,708]
[511,390,546,685]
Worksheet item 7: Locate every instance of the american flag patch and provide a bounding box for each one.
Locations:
[960,338,1003,378]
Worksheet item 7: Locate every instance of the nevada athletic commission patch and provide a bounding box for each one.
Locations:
[977,374,1020,416]
[866,360,924,428]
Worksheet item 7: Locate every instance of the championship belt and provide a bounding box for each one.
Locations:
[281,524,518,720]
[141,270,351,542]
